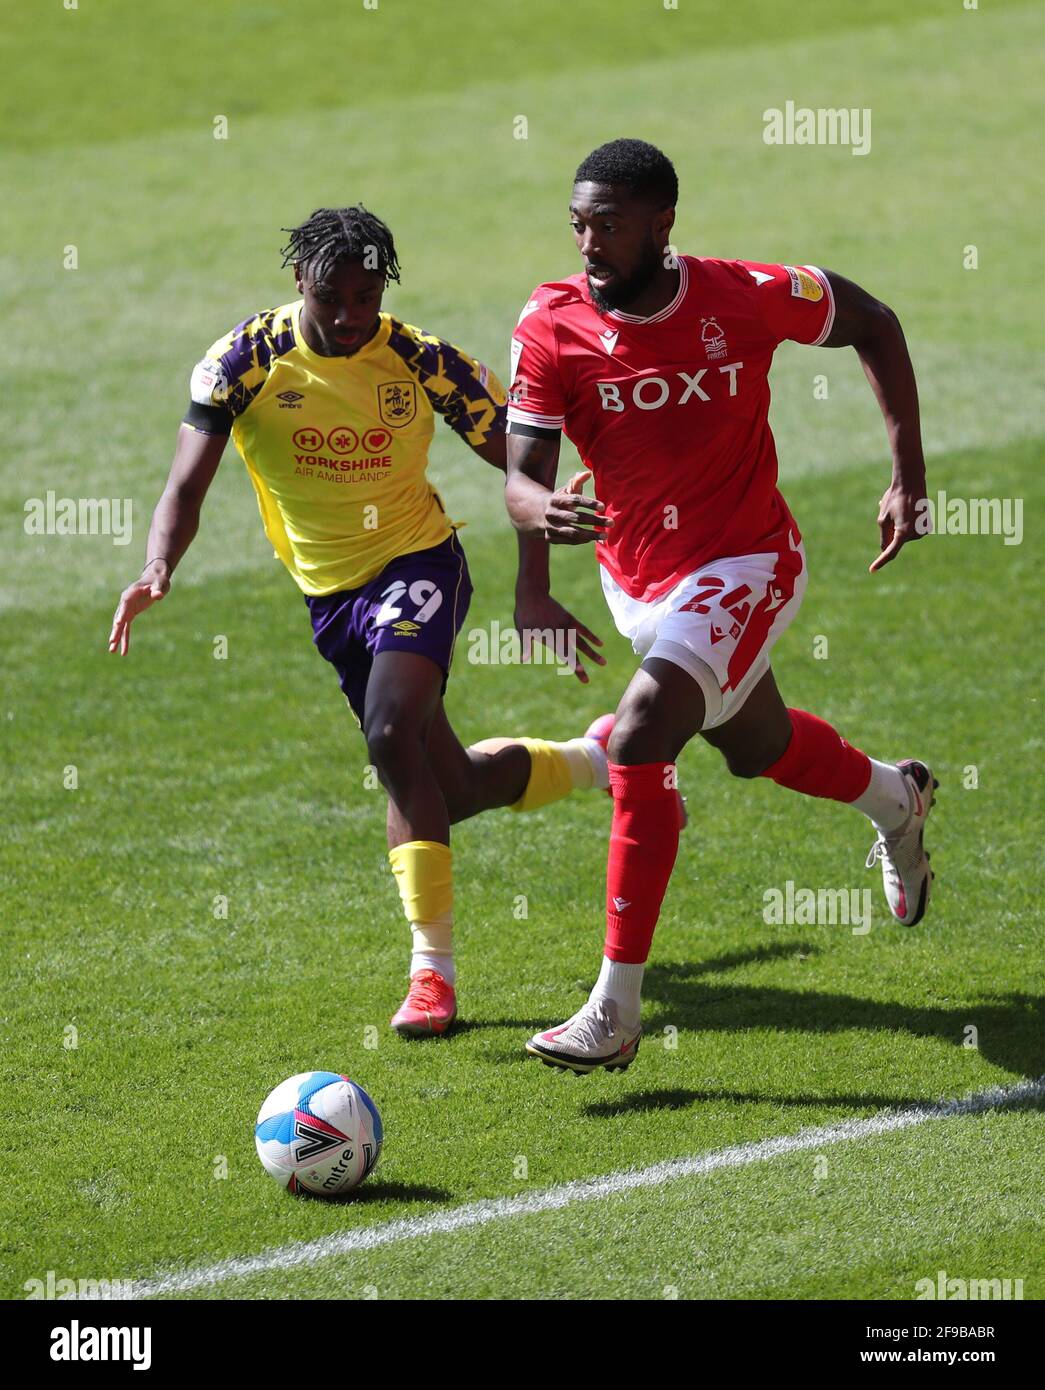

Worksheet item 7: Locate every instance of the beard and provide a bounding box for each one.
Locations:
[587,240,663,313]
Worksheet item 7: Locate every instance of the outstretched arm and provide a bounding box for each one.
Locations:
[822,270,928,572]
[107,424,227,654]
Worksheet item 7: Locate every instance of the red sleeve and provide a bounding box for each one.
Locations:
[506,291,566,431]
[739,262,835,346]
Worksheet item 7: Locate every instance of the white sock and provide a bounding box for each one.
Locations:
[850,759,912,835]
[411,951,455,985]
[557,736,610,791]
[589,955,643,1027]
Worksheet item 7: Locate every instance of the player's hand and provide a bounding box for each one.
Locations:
[513,590,606,684]
[542,469,613,545]
[108,564,170,655]
[870,479,929,573]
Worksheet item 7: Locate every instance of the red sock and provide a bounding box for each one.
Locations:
[605,762,681,964]
[762,708,872,802]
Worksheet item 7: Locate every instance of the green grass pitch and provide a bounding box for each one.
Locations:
[1,0,1042,1301]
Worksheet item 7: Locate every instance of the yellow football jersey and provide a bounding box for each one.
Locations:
[184,300,506,595]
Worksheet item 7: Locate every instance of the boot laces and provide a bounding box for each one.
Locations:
[405,969,450,1010]
[564,999,616,1049]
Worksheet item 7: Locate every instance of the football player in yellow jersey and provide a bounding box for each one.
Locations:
[108,205,612,1037]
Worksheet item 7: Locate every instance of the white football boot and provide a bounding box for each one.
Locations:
[526,997,641,1073]
[865,759,938,926]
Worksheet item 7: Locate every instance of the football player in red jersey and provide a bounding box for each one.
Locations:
[506,139,936,1072]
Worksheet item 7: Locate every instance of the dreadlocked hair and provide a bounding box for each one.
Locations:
[279,206,401,287]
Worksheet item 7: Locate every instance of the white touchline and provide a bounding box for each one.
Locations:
[88,1075,1043,1300]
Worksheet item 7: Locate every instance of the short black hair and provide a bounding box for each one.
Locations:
[574,139,678,209]
[279,205,401,286]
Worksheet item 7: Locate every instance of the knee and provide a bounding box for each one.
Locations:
[365,708,422,780]
[608,692,672,765]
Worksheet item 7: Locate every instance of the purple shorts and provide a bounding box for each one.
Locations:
[305,533,473,723]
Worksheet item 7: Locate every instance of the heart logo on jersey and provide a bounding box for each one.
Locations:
[363,428,391,452]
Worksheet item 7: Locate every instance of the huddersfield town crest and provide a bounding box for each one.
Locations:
[377,380,417,427]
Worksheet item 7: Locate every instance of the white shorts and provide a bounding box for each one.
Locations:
[601,529,807,731]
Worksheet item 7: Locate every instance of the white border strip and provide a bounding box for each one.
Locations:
[506,405,565,430]
[805,263,836,345]
[89,1075,1043,1300]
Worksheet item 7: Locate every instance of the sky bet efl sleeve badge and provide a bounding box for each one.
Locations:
[785,266,824,302]
[189,356,230,405]
[377,380,417,427]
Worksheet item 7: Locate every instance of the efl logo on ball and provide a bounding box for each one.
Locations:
[255,1071,383,1196]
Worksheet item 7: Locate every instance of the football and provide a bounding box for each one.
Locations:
[254,1071,383,1197]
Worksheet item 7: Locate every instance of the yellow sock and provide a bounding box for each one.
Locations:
[388,840,454,976]
[506,738,581,812]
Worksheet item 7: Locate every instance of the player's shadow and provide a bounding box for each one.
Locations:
[634,946,1044,1080]
[449,946,828,1045]
[584,1087,937,1119]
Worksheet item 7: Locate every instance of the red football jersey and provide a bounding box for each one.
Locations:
[507,255,834,601]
